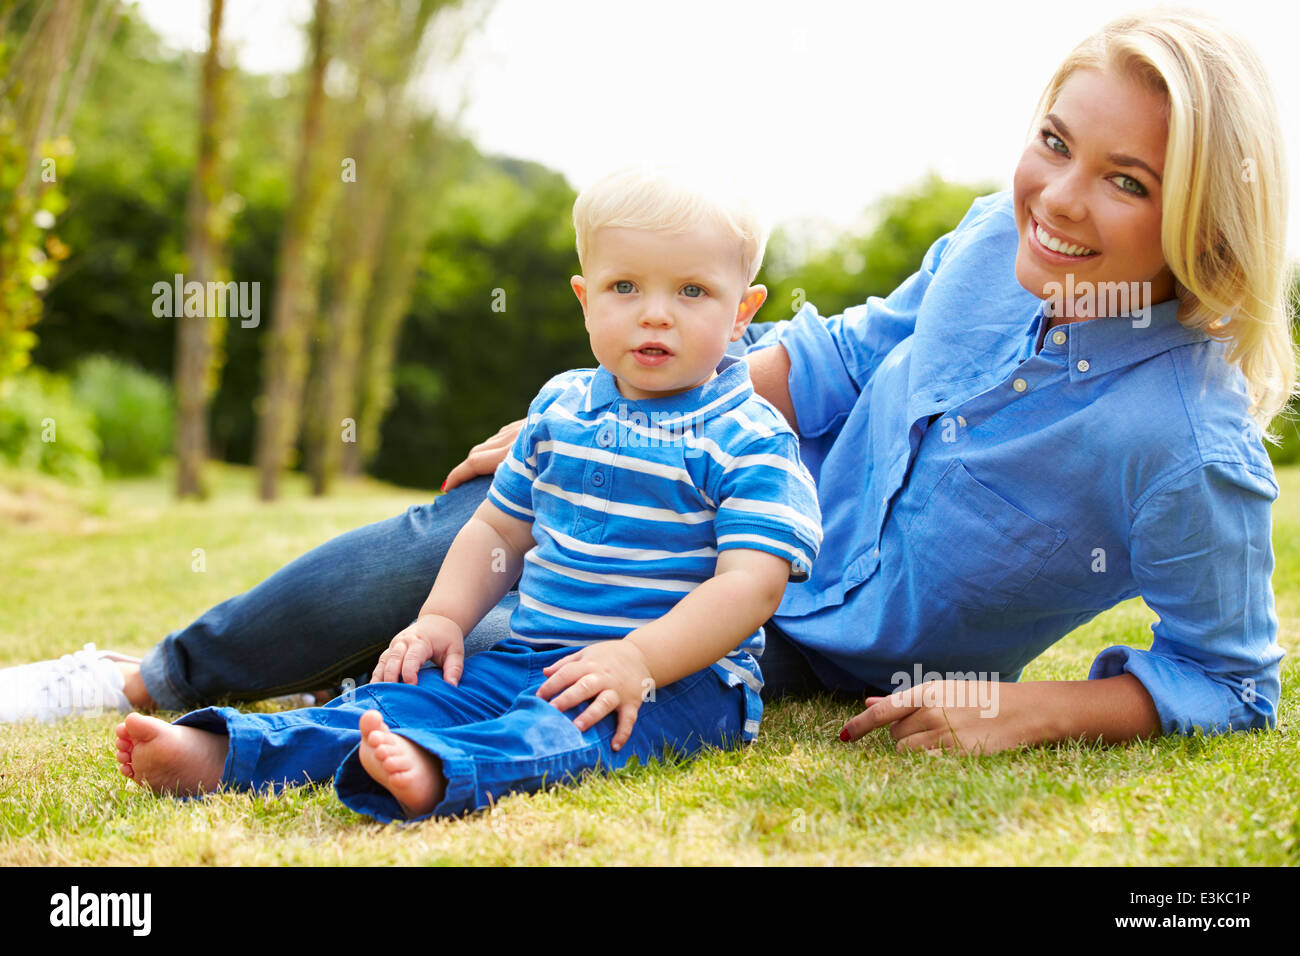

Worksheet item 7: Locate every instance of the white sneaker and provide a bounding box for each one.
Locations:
[0,643,135,723]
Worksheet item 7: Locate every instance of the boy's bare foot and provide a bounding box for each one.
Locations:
[115,713,227,796]
[357,709,445,818]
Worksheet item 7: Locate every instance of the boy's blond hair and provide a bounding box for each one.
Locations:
[573,166,768,285]
[1031,8,1295,433]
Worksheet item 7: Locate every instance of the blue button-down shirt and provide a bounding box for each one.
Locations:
[746,190,1283,735]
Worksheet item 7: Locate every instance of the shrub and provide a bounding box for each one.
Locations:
[72,354,173,476]
[0,368,101,484]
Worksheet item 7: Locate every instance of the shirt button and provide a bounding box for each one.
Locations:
[1076,359,1090,373]
[874,548,880,558]
[591,471,605,487]
[596,425,614,447]
[1012,378,1028,392]
[1051,330,1067,346]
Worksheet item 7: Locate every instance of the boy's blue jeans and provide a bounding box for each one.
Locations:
[138,323,827,710]
[175,639,746,821]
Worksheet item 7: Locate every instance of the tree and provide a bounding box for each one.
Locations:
[174,0,231,499]
[303,0,450,495]
[252,0,343,501]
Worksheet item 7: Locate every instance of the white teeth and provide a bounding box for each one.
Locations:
[1035,222,1095,257]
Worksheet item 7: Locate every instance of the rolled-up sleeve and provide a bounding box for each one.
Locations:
[1090,460,1284,734]
[750,231,955,439]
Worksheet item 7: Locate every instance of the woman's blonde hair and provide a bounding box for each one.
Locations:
[572,165,768,285]
[1032,8,1296,433]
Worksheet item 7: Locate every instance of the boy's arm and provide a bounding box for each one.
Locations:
[377,498,533,685]
[535,548,791,750]
[625,549,790,687]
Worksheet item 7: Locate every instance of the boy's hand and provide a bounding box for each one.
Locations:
[536,641,654,751]
[374,614,465,686]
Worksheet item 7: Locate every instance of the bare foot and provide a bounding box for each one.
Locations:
[357,709,444,818]
[115,713,227,796]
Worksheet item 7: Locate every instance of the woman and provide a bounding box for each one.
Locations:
[5,9,1291,754]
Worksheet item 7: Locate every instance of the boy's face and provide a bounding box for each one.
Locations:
[571,220,766,401]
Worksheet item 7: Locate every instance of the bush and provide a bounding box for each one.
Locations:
[72,354,173,476]
[0,368,102,484]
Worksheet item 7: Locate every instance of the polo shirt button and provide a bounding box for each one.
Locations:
[1012,378,1028,392]
[1051,330,1067,346]
[596,424,615,447]
[1076,359,1090,373]
[591,471,605,487]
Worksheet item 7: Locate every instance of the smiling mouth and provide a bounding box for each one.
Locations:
[1031,216,1098,258]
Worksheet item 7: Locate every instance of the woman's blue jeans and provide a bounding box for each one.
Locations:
[138,323,827,710]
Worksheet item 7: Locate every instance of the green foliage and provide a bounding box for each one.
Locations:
[1264,273,1300,466]
[0,33,73,384]
[72,354,173,476]
[759,174,997,324]
[372,155,586,488]
[0,367,100,484]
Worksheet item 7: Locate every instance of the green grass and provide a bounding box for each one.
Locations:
[1,461,1296,865]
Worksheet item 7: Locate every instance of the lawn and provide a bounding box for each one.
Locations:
[1,461,1296,865]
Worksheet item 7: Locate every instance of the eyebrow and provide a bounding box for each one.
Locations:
[1045,113,1163,186]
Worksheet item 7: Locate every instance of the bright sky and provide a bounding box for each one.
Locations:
[133,0,1300,256]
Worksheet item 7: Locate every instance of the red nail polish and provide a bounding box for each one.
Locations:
[440,479,448,492]
[839,728,851,742]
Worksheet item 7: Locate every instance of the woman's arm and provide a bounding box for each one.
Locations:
[743,343,797,433]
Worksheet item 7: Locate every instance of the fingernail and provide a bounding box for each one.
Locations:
[839,728,851,742]
[440,479,448,492]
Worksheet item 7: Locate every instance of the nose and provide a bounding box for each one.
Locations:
[1039,164,1088,223]
[638,293,674,328]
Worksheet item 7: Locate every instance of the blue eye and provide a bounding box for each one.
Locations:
[1041,129,1068,155]
[614,280,634,293]
[1112,174,1148,197]
[682,284,705,298]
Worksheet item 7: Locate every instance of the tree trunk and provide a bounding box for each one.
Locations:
[253,0,336,501]
[174,0,228,499]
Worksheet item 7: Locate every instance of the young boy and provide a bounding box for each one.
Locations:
[114,167,822,821]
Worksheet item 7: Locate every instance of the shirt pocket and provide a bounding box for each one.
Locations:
[904,459,1067,612]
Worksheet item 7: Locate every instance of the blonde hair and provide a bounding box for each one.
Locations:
[572,166,768,285]
[1031,9,1296,433]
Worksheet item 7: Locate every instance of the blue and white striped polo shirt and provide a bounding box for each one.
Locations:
[488,355,823,741]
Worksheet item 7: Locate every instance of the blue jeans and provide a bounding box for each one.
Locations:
[139,323,828,710]
[175,639,747,821]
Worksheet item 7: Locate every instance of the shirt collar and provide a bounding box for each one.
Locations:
[583,354,754,425]
[1037,298,1211,380]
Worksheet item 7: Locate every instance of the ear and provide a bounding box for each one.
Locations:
[571,275,589,331]
[730,285,767,341]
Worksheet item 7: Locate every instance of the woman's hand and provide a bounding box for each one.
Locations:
[839,675,1162,754]
[440,419,526,492]
[838,680,1051,755]
[536,641,655,751]
[373,614,465,686]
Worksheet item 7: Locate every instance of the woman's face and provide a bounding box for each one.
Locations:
[1012,65,1176,320]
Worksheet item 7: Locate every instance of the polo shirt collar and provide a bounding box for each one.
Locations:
[583,354,753,425]
[1040,298,1212,380]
